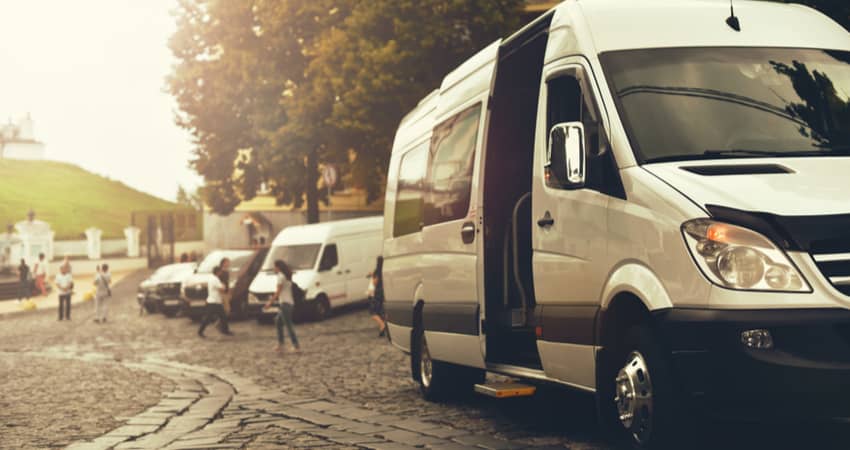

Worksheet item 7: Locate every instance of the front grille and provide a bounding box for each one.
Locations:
[184,285,208,300]
[812,252,850,297]
[249,292,271,304]
[157,283,181,298]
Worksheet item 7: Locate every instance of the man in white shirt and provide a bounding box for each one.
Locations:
[198,266,233,337]
[55,264,73,321]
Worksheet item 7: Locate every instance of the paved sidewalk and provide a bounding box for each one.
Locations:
[0,271,130,318]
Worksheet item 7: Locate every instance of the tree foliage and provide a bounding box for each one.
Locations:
[169,0,522,222]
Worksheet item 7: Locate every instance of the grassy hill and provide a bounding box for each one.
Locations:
[0,159,177,240]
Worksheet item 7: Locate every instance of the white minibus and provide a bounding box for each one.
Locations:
[248,216,383,321]
[382,1,850,448]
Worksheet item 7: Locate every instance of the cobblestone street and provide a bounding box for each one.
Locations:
[2,270,850,449]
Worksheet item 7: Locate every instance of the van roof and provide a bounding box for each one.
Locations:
[271,216,383,246]
[551,0,850,56]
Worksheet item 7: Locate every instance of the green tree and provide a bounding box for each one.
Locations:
[309,0,523,201]
[176,185,202,210]
[170,0,522,222]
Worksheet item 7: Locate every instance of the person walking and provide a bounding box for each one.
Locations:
[216,257,233,331]
[198,266,233,337]
[367,256,387,338]
[93,264,112,323]
[264,260,300,353]
[55,264,73,321]
[33,253,47,296]
[17,259,31,303]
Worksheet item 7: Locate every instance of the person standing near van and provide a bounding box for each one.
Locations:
[218,257,231,318]
[17,259,31,303]
[367,256,387,338]
[265,260,300,353]
[198,266,233,337]
[55,264,73,321]
[33,253,47,296]
[93,264,112,323]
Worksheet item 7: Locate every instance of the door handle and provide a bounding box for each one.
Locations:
[537,211,555,228]
[461,221,476,244]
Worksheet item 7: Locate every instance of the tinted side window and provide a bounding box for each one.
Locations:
[546,70,621,196]
[318,244,338,271]
[424,104,482,226]
[393,143,429,237]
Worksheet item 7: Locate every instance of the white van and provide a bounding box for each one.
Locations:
[382,1,850,448]
[248,216,383,321]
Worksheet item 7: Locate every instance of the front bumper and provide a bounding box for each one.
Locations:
[656,308,850,418]
[182,297,208,318]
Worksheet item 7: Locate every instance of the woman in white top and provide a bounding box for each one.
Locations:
[264,260,300,353]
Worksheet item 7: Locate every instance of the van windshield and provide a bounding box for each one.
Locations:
[196,250,253,274]
[262,244,321,271]
[600,48,850,163]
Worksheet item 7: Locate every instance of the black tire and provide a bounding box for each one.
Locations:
[312,295,330,322]
[162,308,177,318]
[597,325,690,450]
[411,327,484,401]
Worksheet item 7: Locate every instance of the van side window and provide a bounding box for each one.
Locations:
[424,104,482,226]
[393,143,429,237]
[546,70,623,197]
[318,244,338,272]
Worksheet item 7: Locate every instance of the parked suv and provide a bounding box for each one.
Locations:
[180,249,263,320]
[137,262,196,316]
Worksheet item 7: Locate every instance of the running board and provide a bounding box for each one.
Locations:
[475,382,536,398]
[486,363,596,393]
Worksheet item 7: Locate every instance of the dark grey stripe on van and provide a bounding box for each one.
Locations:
[423,303,480,336]
[536,305,599,346]
[385,301,413,328]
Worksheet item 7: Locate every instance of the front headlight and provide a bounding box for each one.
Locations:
[682,219,810,292]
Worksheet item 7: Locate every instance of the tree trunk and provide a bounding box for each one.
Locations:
[306,148,320,224]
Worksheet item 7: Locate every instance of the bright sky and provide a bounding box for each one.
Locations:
[0,0,200,201]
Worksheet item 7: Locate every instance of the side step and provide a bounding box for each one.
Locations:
[474,382,536,399]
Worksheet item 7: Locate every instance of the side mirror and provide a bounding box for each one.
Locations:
[547,122,586,188]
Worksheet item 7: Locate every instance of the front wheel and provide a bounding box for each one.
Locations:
[312,295,330,321]
[599,325,690,449]
[413,328,484,401]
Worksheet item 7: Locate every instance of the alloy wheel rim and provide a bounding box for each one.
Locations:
[420,335,433,388]
[614,351,654,445]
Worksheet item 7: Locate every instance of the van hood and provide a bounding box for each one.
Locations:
[249,270,318,298]
[644,158,850,217]
[182,273,211,290]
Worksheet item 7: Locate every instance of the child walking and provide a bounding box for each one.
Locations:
[264,260,300,353]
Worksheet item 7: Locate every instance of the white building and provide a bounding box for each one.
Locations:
[0,114,46,160]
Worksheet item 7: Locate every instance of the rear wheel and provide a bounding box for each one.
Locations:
[413,327,484,401]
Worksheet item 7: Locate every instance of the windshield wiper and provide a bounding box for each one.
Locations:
[704,147,850,158]
[703,149,787,157]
